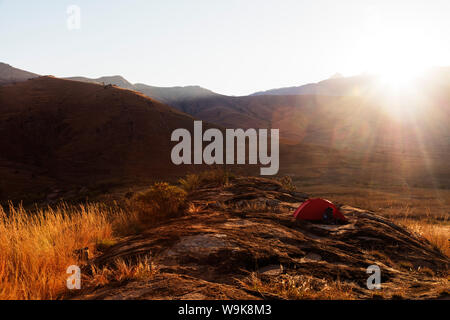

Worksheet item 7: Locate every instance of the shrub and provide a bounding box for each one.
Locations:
[279,176,296,191]
[133,182,187,221]
[178,174,201,192]
[179,169,234,192]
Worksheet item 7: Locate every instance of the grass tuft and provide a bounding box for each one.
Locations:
[239,273,355,300]
[179,169,234,192]
[0,203,119,300]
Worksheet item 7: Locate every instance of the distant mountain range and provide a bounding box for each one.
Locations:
[252,68,450,97]
[65,75,219,104]
[2,63,449,149]
[251,74,378,96]
[1,62,449,201]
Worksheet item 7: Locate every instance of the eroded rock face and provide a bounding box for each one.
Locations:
[77,177,449,300]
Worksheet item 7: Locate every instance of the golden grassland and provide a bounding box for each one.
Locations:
[0,203,120,299]
[0,205,145,299]
[0,173,448,300]
[0,182,187,300]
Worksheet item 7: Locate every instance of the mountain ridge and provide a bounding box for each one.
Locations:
[65,75,219,104]
[0,62,39,84]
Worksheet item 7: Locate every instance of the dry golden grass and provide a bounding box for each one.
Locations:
[240,273,355,300]
[224,200,289,214]
[86,255,158,288]
[0,181,187,300]
[178,169,233,192]
[394,219,450,257]
[0,203,118,300]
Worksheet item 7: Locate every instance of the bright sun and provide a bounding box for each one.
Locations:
[351,10,433,93]
[377,66,423,91]
[351,15,433,119]
[366,41,428,92]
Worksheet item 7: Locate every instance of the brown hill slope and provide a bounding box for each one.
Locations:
[71,177,449,300]
[0,77,209,202]
[0,62,39,85]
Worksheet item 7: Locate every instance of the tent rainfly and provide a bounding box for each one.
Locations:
[293,198,347,223]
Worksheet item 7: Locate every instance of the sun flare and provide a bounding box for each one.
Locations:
[352,9,436,94]
[377,67,422,91]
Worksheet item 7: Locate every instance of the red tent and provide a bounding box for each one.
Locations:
[293,198,347,222]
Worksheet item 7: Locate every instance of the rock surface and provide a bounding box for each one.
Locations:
[74,177,449,300]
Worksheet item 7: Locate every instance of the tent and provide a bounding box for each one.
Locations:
[293,198,347,222]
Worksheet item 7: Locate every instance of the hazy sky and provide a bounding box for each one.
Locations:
[1,0,449,95]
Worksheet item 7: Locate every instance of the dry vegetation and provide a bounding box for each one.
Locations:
[178,169,233,192]
[0,182,188,300]
[0,171,447,300]
[0,172,227,300]
[239,273,355,300]
[132,182,187,223]
[82,255,158,290]
[396,219,450,257]
[0,203,117,299]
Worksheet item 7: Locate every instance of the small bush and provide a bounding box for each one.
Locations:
[178,174,201,192]
[279,176,296,191]
[133,182,187,221]
[179,169,234,192]
[200,169,233,186]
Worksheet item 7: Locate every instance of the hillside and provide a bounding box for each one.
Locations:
[0,62,39,85]
[0,77,213,202]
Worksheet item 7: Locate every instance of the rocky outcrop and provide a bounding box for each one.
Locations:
[74,177,449,300]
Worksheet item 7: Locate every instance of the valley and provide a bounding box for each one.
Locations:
[0,62,448,300]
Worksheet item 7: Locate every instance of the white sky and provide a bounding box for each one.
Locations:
[1,0,449,95]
